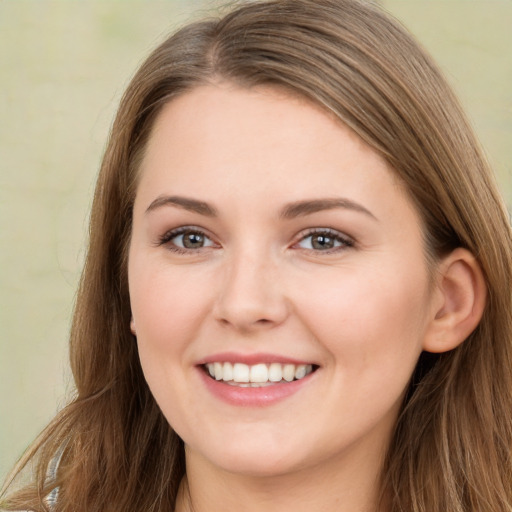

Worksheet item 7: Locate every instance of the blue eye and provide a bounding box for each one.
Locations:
[297,230,353,251]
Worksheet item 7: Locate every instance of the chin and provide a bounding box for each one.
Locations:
[188,436,308,478]
[214,454,300,478]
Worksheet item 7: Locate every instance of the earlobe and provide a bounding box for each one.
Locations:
[423,248,487,353]
[130,318,137,336]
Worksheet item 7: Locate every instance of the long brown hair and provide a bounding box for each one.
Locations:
[2,1,512,511]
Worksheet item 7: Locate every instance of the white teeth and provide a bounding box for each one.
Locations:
[268,362,283,382]
[214,362,223,381]
[205,362,314,384]
[223,362,233,381]
[295,364,307,380]
[250,363,268,383]
[283,364,295,382]
[233,363,250,383]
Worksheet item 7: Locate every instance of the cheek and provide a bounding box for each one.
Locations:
[129,261,213,349]
[128,261,217,413]
[129,264,212,418]
[294,263,430,367]
[298,267,430,436]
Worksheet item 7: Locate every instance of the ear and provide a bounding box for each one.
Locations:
[423,248,487,353]
[130,317,137,335]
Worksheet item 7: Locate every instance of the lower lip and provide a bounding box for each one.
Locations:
[198,368,315,407]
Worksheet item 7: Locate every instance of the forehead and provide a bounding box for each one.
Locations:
[136,83,410,219]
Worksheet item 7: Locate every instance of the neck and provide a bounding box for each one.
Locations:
[175,443,389,512]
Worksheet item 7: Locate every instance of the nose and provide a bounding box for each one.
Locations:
[213,248,290,332]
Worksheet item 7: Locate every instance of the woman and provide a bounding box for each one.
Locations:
[2,0,511,511]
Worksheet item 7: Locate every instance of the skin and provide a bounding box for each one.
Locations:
[128,83,445,512]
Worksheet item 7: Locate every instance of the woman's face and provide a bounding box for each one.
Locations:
[128,84,438,478]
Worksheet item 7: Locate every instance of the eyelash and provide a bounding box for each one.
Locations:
[293,228,354,253]
[157,226,217,255]
[157,226,354,254]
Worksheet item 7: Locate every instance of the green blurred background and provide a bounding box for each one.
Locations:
[1,0,511,481]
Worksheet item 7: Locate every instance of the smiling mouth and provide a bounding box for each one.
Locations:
[204,362,317,387]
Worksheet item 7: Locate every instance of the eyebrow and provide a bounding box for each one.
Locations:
[145,195,218,217]
[145,195,376,221]
[280,198,377,221]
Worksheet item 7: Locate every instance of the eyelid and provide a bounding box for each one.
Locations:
[155,225,354,254]
[157,225,219,252]
[291,227,355,252]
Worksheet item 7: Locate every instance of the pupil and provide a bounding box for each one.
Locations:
[312,234,334,250]
[183,232,204,248]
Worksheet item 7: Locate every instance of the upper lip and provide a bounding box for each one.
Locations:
[196,352,317,366]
